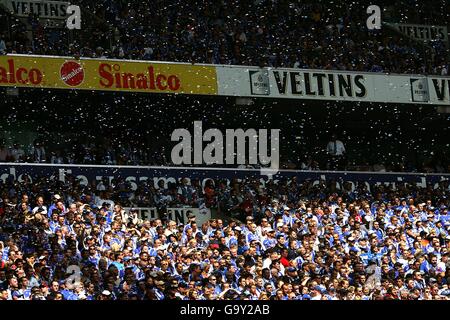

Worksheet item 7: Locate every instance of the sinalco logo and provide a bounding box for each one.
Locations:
[60,61,85,87]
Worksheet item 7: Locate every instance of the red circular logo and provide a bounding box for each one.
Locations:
[60,61,84,87]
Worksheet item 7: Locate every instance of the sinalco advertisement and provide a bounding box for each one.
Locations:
[0,55,218,95]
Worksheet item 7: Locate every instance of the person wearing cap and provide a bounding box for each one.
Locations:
[286,267,300,283]
[309,285,324,300]
[223,227,238,248]
[262,228,277,251]
[241,215,254,233]
[267,199,280,214]
[273,217,284,233]
[99,290,112,300]
[282,206,294,227]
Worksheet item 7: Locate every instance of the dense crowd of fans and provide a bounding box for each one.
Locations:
[1,174,449,300]
[1,1,448,75]
[1,135,449,174]
[1,0,450,303]
[0,139,167,167]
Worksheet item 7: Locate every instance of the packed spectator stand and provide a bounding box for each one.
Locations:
[0,173,449,300]
[0,1,449,75]
[0,0,450,301]
[1,1,449,174]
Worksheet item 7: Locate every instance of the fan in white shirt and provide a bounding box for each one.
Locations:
[32,196,48,216]
[327,135,346,156]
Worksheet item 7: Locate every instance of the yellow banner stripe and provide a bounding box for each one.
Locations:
[0,55,218,95]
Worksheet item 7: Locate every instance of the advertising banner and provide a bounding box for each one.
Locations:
[115,207,212,226]
[1,55,449,105]
[0,55,218,95]
[0,163,449,193]
[166,207,212,226]
[0,0,69,19]
[216,66,450,105]
[389,23,448,43]
[123,207,158,221]
[0,0,69,27]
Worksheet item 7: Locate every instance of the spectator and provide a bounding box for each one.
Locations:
[0,141,9,162]
[0,2,447,75]
[29,140,46,163]
[0,33,6,55]
[9,142,25,162]
[326,134,346,170]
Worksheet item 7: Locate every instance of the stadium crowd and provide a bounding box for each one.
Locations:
[1,137,449,174]
[0,1,448,75]
[1,0,450,303]
[0,174,449,300]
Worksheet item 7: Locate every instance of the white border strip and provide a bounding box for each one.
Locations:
[1,163,449,177]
